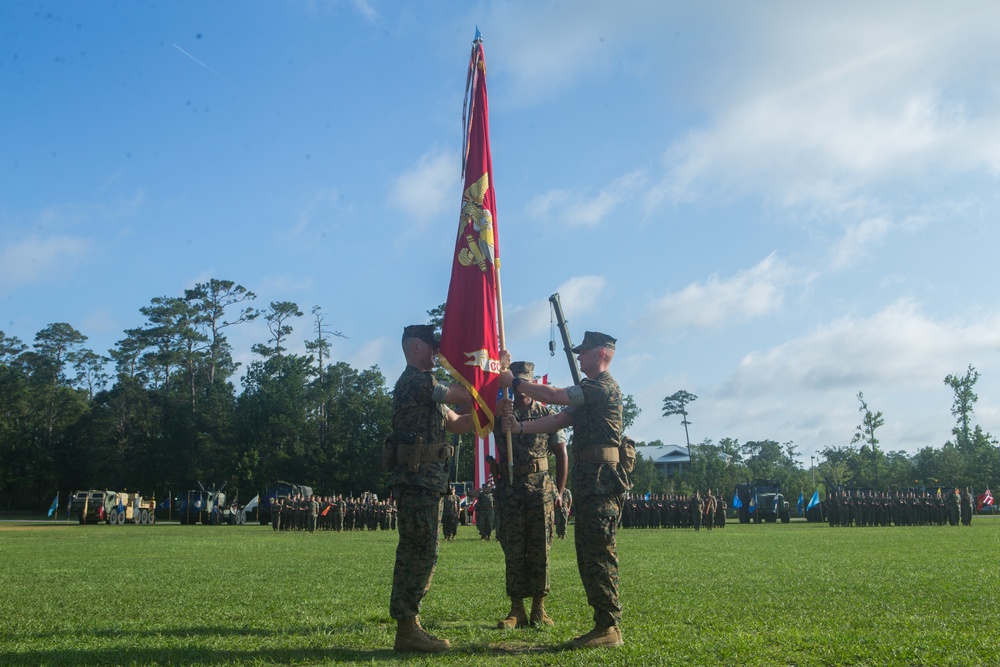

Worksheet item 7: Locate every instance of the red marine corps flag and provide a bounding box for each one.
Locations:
[439,29,505,439]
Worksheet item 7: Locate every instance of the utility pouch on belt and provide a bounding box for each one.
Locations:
[407,435,425,473]
[381,434,399,473]
[619,437,637,473]
[395,435,454,473]
[579,444,620,464]
[383,430,419,472]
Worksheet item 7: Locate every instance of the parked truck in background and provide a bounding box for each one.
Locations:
[734,480,791,524]
[70,489,156,525]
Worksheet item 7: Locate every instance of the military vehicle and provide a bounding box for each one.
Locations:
[258,481,314,525]
[70,489,156,525]
[105,491,156,525]
[734,480,791,523]
[71,489,110,524]
[175,482,248,525]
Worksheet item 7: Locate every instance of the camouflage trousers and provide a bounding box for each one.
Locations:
[442,513,457,538]
[498,480,554,598]
[574,493,623,627]
[477,510,494,538]
[389,485,442,619]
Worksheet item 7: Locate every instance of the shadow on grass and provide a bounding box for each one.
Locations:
[1,622,570,665]
[0,643,570,666]
[0,646,399,666]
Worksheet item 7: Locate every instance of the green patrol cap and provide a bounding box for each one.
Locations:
[572,331,616,353]
[509,361,534,381]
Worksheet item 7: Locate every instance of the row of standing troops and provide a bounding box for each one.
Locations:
[621,492,728,530]
[445,484,574,542]
[441,484,498,541]
[271,495,398,532]
[822,488,976,527]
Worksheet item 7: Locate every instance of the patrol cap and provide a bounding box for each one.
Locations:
[402,324,440,347]
[509,361,534,381]
[572,331,616,353]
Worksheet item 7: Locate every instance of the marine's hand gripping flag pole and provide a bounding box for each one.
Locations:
[439,29,514,482]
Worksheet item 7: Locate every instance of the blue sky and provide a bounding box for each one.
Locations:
[3,1,1000,462]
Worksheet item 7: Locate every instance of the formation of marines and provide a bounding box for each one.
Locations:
[822,488,977,527]
[270,494,396,532]
[620,491,727,530]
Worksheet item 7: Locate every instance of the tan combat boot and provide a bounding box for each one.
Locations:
[566,624,623,649]
[496,598,529,629]
[530,596,554,627]
[394,616,450,652]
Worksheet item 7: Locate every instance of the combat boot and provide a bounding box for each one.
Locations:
[566,624,623,649]
[394,616,450,653]
[530,596,554,627]
[497,598,528,629]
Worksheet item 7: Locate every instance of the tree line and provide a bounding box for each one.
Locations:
[0,279,396,511]
[643,367,999,501]
[4,278,996,512]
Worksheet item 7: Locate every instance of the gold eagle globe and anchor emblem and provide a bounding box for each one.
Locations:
[457,172,495,273]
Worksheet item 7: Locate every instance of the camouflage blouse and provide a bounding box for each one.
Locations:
[493,401,565,467]
[566,371,631,498]
[387,364,451,493]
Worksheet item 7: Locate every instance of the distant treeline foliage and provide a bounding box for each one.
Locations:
[2,281,997,511]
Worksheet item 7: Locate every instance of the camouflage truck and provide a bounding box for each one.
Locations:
[71,489,110,524]
[70,489,156,525]
[175,483,247,525]
[734,480,791,524]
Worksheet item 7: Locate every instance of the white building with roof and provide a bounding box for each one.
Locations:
[635,444,731,476]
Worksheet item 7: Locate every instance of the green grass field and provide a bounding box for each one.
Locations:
[2,517,997,666]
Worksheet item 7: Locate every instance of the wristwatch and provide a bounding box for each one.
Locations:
[512,377,522,392]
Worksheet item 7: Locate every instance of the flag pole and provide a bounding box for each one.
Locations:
[495,263,514,482]
[472,28,513,483]
[472,26,514,484]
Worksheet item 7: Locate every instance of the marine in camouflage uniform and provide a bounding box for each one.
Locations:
[308,495,319,533]
[387,324,474,653]
[493,361,568,629]
[960,487,973,527]
[500,331,630,649]
[947,488,961,526]
[555,488,572,539]
[442,487,460,541]
[334,496,345,532]
[475,484,495,540]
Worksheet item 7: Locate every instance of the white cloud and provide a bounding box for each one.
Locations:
[349,0,379,23]
[390,150,458,225]
[287,189,341,240]
[527,170,647,228]
[343,336,388,372]
[485,0,684,104]
[645,6,1000,212]
[639,253,792,332]
[721,299,1000,399]
[0,235,92,290]
[830,216,893,270]
[505,275,608,341]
